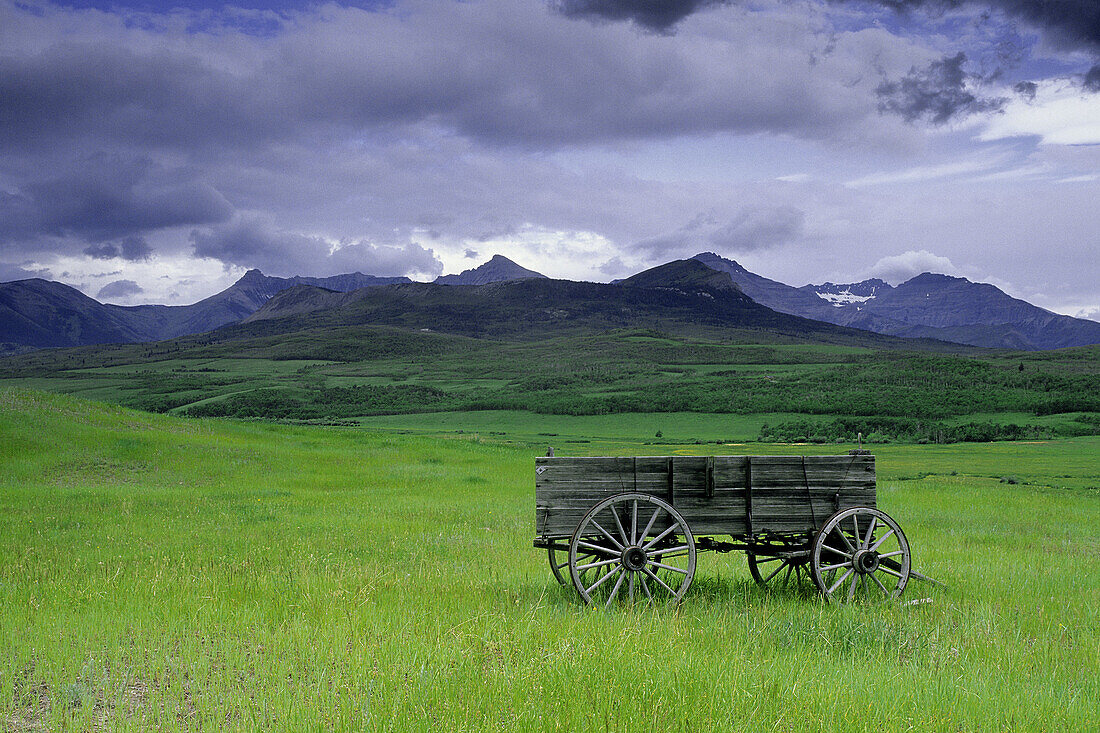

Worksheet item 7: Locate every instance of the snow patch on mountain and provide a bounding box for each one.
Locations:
[815,289,876,307]
[810,279,889,307]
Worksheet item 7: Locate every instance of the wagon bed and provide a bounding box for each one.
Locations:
[536,454,875,539]
[535,453,921,605]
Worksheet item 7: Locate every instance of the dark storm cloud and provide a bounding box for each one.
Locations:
[0,154,233,246]
[0,1,893,157]
[554,1,1100,50]
[0,43,278,152]
[865,1,1100,51]
[119,236,154,261]
[1013,80,1038,99]
[96,279,144,300]
[190,217,441,278]
[83,236,154,262]
[552,0,725,31]
[83,243,118,260]
[877,53,1005,124]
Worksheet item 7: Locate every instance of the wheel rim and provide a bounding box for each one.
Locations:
[747,549,812,592]
[569,493,696,606]
[811,507,911,603]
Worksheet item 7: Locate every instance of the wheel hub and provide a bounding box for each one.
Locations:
[621,546,648,572]
[853,549,880,574]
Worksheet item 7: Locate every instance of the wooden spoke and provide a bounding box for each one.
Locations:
[575,557,620,571]
[832,525,856,554]
[811,507,911,603]
[643,523,677,551]
[631,500,638,545]
[605,569,628,608]
[655,545,691,556]
[585,566,621,596]
[747,547,814,592]
[818,560,852,573]
[549,547,601,585]
[862,516,877,550]
[763,561,788,584]
[870,529,895,553]
[590,520,623,551]
[576,540,619,556]
[827,568,854,595]
[819,543,850,558]
[569,493,696,606]
[640,507,661,543]
[609,507,629,546]
[642,567,678,596]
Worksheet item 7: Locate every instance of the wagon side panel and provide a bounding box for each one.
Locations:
[670,456,749,535]
[535,456,676,538]
[749,455,876,534]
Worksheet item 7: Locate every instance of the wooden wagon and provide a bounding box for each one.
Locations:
[534,452,921,606]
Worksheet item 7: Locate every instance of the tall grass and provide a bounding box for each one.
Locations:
[1,388,1097,730]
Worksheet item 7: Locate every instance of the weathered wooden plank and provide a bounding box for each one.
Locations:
[749,490,875,502]
[537,479,671,496]
[748,456,874,488]
[536,500,677,537]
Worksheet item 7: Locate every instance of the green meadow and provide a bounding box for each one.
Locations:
[3,330,1098,447]
[2,387,1098,731]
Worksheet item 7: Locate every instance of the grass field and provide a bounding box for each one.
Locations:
[2,387,1098,730]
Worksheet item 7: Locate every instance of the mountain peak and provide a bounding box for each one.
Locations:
[435,254,547,286]
[903,272,965,286]
[692,252,746,272]
[236,268,268,285]
[621,259,743,294]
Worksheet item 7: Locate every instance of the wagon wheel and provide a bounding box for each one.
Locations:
[548,546,607,586]
[810,507,911,603]
[746,549,812,591]
[548,547,570,584]
[569,492,696,607]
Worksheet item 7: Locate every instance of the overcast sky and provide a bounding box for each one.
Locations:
[1,0,1097,319]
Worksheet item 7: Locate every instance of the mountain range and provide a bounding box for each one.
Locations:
[692,252,1100,350]
[236,259,910,348]
[0,270,408,353]
[1,253,1097,354]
